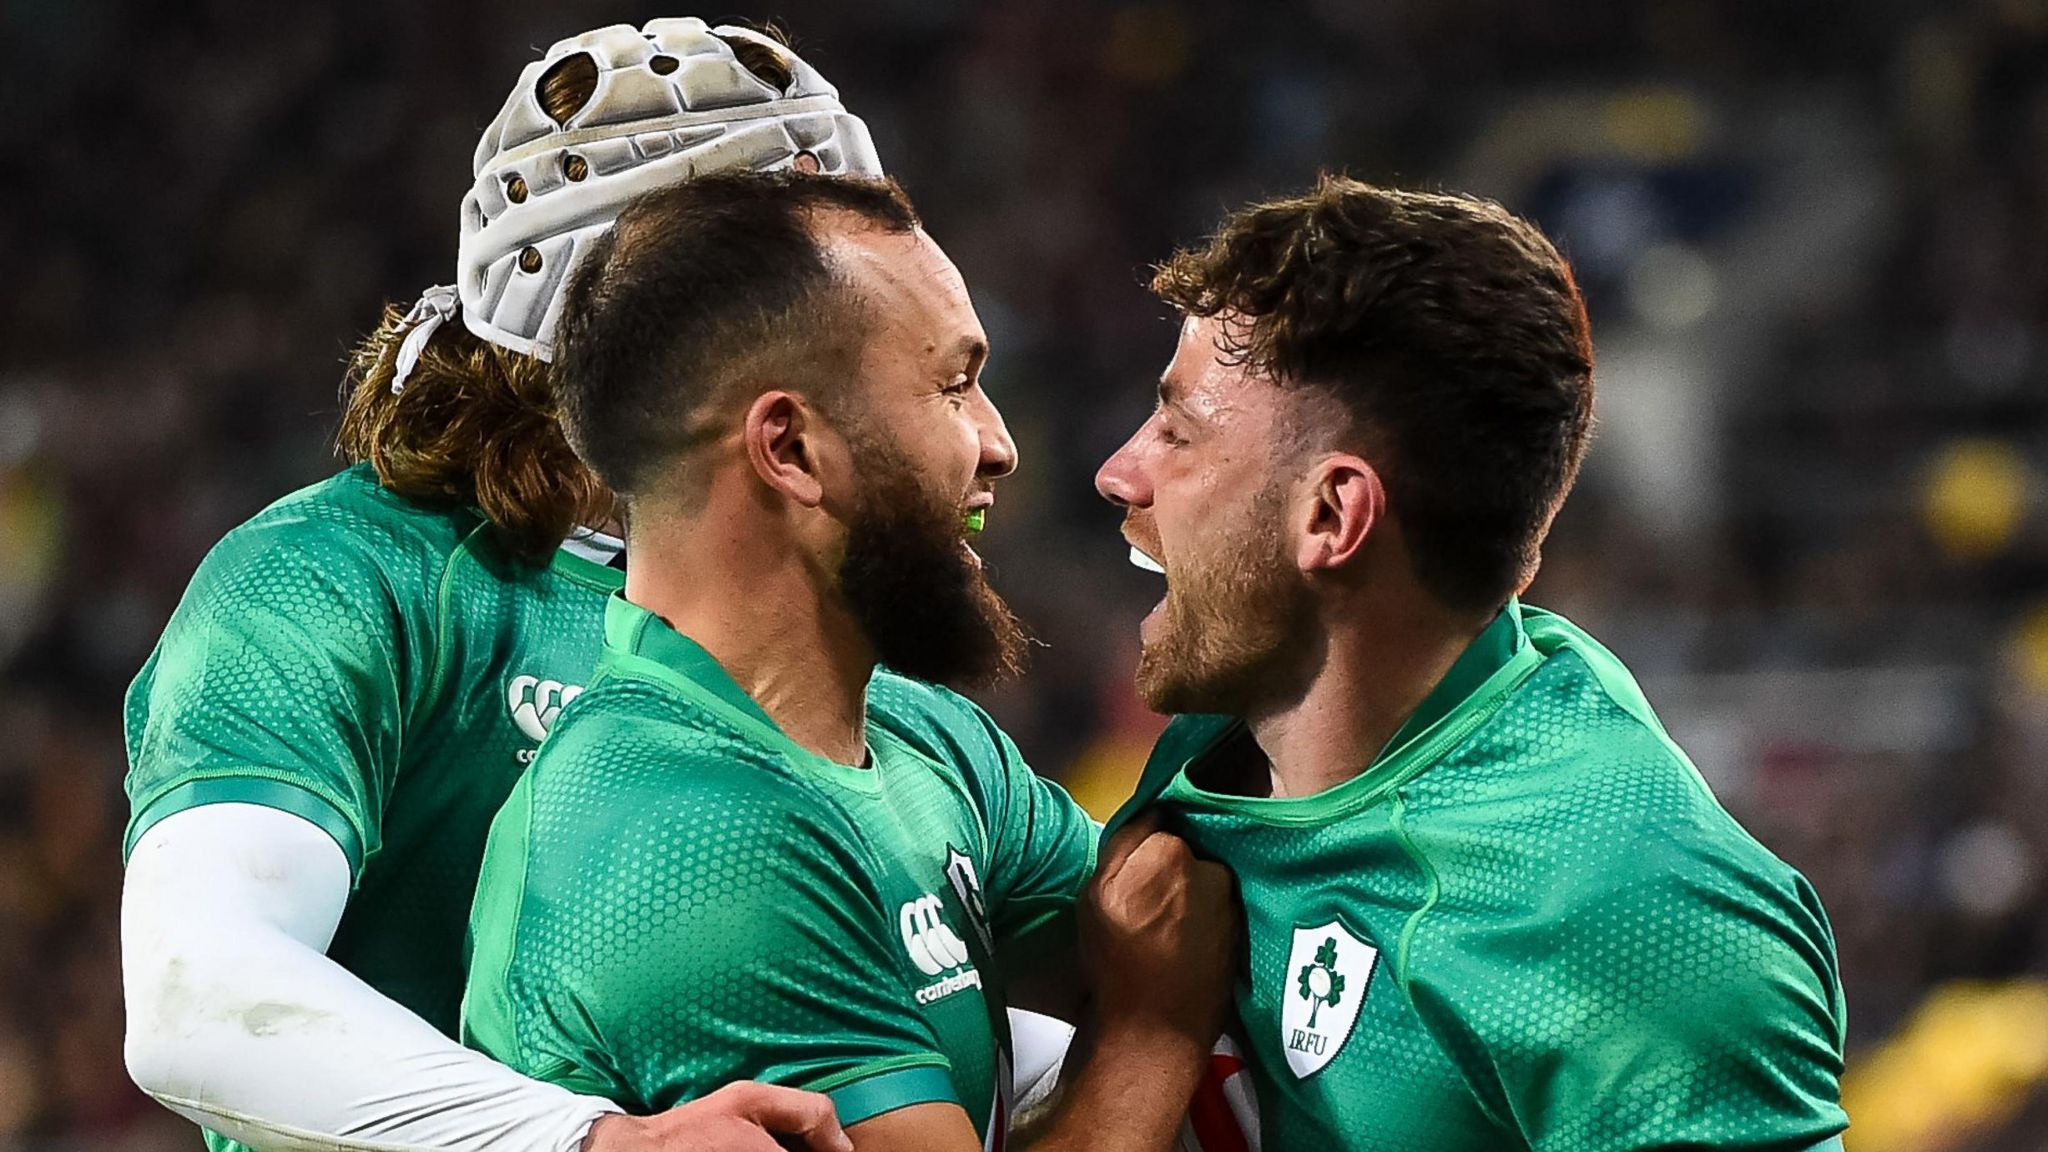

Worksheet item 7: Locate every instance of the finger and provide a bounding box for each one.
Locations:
[1117,830,1193,884]
[728,1084,851,1152]
[1091,834,1195,926]
[1096,811,1164,880]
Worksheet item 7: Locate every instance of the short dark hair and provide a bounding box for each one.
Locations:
[555,170,920,502]
[1152,174,1595,612]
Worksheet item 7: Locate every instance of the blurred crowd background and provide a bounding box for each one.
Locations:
[4,0,2047,1147]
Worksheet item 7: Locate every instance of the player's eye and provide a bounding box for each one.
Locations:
[942,374,972,398]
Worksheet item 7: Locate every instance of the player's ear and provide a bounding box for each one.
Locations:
[742,390,833,508]
[1297,453,1383,574]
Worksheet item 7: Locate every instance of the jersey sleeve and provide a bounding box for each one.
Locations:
[467,702,961,1125]
[1444,827,1849,1151]
[123,515,426,880]
[948,694,1098,965]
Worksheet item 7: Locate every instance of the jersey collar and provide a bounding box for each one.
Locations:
[1113,599,1541,829]
[1373,596,1529,768]
[601,593,780,732]
[598,593,882,789]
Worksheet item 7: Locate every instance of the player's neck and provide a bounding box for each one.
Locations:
[1248,586,1488,800]
[625,516,872,767]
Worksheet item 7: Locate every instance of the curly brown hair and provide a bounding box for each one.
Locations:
[333,28,807,564]
[1152,174,1596,612]
[335,306,613,564]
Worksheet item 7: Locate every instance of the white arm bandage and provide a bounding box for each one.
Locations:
[121,803,621,1152]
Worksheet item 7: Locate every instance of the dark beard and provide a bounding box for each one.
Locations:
[836,442,1029,690]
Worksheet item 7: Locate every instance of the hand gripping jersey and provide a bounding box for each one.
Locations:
[463,595,1098,1147]
[124,465,622,1062]
[1111,601,1850,1152]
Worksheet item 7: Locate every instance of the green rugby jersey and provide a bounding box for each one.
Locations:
[123,465,623,1079]
[1110,601,1848,1152]
[463,594,1097,1143]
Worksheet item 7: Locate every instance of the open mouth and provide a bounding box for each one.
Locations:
[1127,542,1168,636]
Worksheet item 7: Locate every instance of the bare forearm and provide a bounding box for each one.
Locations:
[1024,822,1240,1152]
[1019,1021,1209,1152]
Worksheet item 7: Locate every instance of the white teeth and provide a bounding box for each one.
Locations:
[1129,546,1165,574]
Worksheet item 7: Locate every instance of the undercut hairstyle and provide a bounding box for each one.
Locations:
[332,28,807,564]
[554,171,921,505]
[1153,174,1596,613]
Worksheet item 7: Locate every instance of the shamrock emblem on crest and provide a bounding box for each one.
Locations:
[1295,936,1346,1028]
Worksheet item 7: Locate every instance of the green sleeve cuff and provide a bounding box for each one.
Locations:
[818,1061,959,1127]
[125,777,366,882]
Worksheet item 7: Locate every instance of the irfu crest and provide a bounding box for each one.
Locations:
[1281,920,1376,1078]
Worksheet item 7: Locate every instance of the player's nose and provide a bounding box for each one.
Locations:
[974,391,1018,480]
[1096,432,1149,509]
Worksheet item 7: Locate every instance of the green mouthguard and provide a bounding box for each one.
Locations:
[964,508,986,535]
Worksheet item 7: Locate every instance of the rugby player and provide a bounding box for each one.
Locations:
[120,21,881,1152]
[1099,177,1850,1151]
[462,170,1238,1152]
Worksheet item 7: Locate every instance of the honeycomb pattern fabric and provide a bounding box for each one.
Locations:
[122,464,623,1062]
[462,594,1096,1140]
[1109,602,1848,1152]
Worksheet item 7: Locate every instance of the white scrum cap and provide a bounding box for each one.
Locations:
[433,19,882,368]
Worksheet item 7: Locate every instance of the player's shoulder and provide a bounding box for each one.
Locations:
[865,671,1018,790]
[202,464,481,598]
[1428,604,1811,907]
[1400,608,1845,1127]
[867,668,985,728]
[510,674,889,921]
[534,672,855,826]
[1411,612,1842,1029]
[538,674,769,780]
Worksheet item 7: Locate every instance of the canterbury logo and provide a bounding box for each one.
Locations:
[899,893,972,977]
[507,675,584,743]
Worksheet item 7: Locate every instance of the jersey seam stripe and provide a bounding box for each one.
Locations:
[494,781,542,1075]
[967,703,1014,874]
[420,519,492,735]
[1388,790,1436,992]
[1388,789,1516,1137]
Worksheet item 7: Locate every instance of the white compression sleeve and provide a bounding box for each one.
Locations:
[121,803,621,1152]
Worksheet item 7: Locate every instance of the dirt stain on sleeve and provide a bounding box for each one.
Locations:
[241,1002,337,1037]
